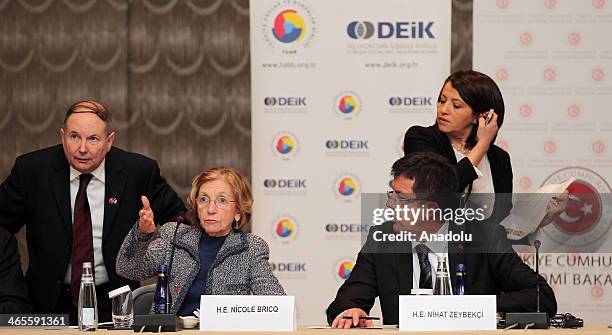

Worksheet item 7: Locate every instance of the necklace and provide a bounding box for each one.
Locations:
[451,141,470,155]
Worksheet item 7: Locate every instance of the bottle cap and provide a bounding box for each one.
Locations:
[456,263,465,272]
[159,264,168,272]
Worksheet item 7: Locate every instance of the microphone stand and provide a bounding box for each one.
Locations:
[505,240,549,329]
[133,216,184,332]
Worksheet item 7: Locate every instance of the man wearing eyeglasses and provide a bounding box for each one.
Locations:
[0,100,186,324]
[327,152,557,328]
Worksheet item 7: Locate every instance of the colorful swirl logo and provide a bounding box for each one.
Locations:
[338,177,357,196]
[275,219,295,238]
[276,136,295,155]
[272,9,306,43]
[337,261,354,280]
[338,95,357,114]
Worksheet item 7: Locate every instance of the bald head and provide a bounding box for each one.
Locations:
[63,100,113,134]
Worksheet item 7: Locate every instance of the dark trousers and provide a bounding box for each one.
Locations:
[56,283,112,326]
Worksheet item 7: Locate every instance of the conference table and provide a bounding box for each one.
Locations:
[1,324,610,334]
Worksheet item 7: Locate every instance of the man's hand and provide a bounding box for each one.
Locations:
[138,196,156,234]
[331,308,374,329]
[539,191,569,229]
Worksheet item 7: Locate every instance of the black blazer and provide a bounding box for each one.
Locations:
[326,222,557,325]
[0,145,186,313]
[0,227,32,313]
[404,125,513,225]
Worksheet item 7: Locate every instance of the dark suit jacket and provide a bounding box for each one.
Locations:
[327,222,557,325]
[0,227,32,313]
[404,124,513,225]
[0,145,186,313]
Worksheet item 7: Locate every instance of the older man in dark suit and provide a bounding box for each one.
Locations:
[327,152,557,328]
[0,100,186,324]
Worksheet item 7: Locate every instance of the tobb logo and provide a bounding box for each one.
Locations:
[272,216,298,243]
[272,132,299,160]
[334,259,355,281]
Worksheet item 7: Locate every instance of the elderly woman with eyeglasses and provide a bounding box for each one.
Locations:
[116,167,285,316]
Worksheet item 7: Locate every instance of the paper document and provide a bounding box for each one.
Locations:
[502,178,575,240]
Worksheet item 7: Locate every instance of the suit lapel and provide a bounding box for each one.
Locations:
[103,148,126,242]
[487,150,502,193]
[50,156,72,238]
[396,252,413,295]
[432,125,457,163]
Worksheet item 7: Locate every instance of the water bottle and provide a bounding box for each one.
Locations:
[78,262,98,331]
[154,264,169,314]
[433,256,452,295]
[455,263,465,295]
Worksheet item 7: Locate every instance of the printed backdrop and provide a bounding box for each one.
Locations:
[474,0,612,323]
[250,0,451,324]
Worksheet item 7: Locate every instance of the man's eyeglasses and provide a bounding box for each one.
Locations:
[386,191,423,204]
[196,195,236,209]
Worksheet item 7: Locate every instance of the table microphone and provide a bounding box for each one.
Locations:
[505,239,549,329]
[534,239,541,313]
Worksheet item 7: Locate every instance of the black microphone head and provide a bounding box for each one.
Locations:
[533,240,541,249]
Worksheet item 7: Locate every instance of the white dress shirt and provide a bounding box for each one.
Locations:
[411,222,450,289]
[453,149,496,219]
[64,160,109,285]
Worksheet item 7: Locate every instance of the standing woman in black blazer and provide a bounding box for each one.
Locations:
[403,70,512,224]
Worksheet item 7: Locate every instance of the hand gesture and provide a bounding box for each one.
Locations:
[331,308,374,329]
[475,111,499,148]
[138,196,156,234]
[539,190,569,229]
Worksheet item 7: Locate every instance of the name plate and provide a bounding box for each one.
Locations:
[199,295,295,332]
[399,295,496,331]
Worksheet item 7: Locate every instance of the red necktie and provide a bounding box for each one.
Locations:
[71,173,95,304]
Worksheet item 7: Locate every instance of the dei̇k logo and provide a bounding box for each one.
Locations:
[346,21,435,39]
[272,132,299,160]
[325,138,369,157]
[263,96,307,114]
[334,174,360,201]
[334,91,361,120]
[263,178,307,196]
[540,167,612,251]
[262,0,316,55]
[334,259,355,282]
[272,216,299,243]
